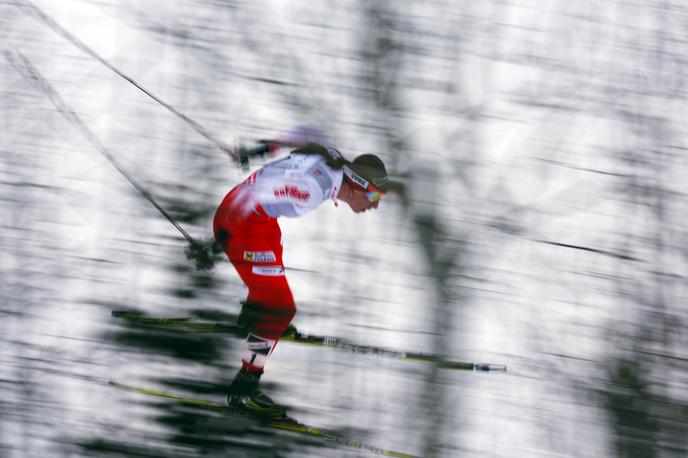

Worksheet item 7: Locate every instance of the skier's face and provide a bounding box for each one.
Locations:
[347,185,380,213]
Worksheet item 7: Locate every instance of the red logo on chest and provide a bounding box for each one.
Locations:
[274,186,310,201]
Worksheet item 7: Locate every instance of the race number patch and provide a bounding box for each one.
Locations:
[252,266,285,276]
[244,251,277,262]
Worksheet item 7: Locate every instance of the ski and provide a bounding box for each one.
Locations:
[109,380,416,458]
[112,310,506,372]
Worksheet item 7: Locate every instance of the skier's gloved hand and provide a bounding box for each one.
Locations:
[185,241,216,271]
[237,140,275,169]
[237,301,263,335]
[209,239,223,255]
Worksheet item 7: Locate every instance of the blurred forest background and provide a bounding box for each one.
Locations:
[1,0,687,457]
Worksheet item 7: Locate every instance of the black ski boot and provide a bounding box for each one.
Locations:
[227,369,288,420]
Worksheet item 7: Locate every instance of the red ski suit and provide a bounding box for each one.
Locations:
[213,134,344,373]
[213,184,295,342]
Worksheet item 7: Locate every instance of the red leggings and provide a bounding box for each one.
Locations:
[213,185,296,349]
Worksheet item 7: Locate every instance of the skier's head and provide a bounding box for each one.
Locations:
[339,154,388,213]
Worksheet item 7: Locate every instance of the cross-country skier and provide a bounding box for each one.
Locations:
[212,126,389,419]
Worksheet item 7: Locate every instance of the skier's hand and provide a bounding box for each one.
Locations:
[237,140,274,169]
[237,301,263,335]
[185,241,216,271]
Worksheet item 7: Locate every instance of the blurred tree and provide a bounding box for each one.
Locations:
[357,2,472,456]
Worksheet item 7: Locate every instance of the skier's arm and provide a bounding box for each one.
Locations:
[273,125,334,150]
[268,125,342,159]
[239,126,339,166]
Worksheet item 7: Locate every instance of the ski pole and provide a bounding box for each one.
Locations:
[12,0,240,163]
[0,32,197,245]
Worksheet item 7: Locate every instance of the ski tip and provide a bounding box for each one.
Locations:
[474,363,507,372]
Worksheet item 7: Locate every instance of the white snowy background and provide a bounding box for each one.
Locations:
[1,0,687,457]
